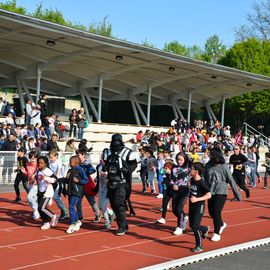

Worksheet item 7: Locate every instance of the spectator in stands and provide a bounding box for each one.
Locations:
[77,107,87,140]
[0,97,4,115]
[48,114,56,136]
[43,115,51,139]
[65,139,77,152]
[78,138,93,152]
[69,109,78,139]
[1,134,18,182]
[5,113,15,128]
[25,99,34,125]
[5,123,16,137]
[47,134,60,152]
[30,105,41,126]
[38,94,48,125]
[136,130,143,143]
[54,115,63,139]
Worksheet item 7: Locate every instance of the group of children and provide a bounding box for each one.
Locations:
[13,147,114,234]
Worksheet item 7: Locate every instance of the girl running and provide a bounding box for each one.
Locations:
[36,156,59,230]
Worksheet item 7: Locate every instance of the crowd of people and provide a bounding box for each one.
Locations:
[2,106,270,252]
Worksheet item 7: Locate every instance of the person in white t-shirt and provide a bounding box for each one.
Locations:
[36,156,59,230]
[49,149,69,220]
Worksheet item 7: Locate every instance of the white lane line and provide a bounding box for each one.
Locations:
[117,248,174,260]
[10,235,177,270]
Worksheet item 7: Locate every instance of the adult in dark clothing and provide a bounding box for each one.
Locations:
[104,133,137,236]
[204,147,241,242]
[229,146,250,199]
[38,94,48,125]
[2,134,18,182]
[69,109,79,139]
[13,148,30,202]
[47,134,60,152]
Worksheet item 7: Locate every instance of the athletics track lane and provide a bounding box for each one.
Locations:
[0,183,269,270]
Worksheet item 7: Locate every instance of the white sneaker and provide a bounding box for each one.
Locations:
[173,227,183,235]
[32,211,40,220]
[41,222,51,230]
[211,233,221,242]
[157,218,166,224]
[66,224,79,234]
[50,214,59,227]
[219,222,227,234]
[76,220,82,228]
[156,194,163,199]
[181,215,189,231]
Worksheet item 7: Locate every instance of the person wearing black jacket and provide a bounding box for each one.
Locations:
[229,146,250,199]
[2,134,17,182]
[104,133,137,236]
[13,147,30,202]
[47,134,60,152]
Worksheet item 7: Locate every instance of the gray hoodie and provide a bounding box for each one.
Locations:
[205,164,241,200]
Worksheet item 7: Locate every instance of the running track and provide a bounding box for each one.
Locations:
[0,183,269,270]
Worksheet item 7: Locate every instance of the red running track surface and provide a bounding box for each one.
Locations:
[0,182,270,270]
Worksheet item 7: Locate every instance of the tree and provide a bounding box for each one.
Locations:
[235,0,270,42]
[0,0,113,37]
[218,38,270,130]
[0,0,26,14]
[203,34,227,63]
[163,40,190,56]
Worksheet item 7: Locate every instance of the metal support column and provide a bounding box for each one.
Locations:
[36,65,41,104]
[147,85,152,126]
[205,103,213,123]
[78,86,91,123]
[174,100,185,119]
[15,76,25,113]
[21,79,33,103]
[221,96,226,127]
[129,94,141,125]
[208,104,217,122]
[133,95,147,125]
[187,91,192,125]
[98,76,103,123]
[169,97,178,118]
[84,90,98,122]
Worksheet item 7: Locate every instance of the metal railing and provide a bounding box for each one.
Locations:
[243,122,270,147]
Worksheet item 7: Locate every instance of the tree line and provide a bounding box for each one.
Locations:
[0,0,270,133]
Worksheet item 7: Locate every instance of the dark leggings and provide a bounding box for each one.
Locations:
[189,203,208,247]
[14,174,30,198]
[161,188,172,219]
[208,194,227,234]
[172,188,189,227]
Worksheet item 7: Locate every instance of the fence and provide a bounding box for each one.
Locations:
[0,151,93,184]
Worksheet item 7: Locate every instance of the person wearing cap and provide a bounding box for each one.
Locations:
[13,148,30,202]
[104,133,137,236]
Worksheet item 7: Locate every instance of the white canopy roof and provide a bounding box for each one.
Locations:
[0,9,270,113]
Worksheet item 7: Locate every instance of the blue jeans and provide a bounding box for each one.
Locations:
[68,195,79,224]
[77,193,100,220]
[157,170,163,194]
[78,128,84,140]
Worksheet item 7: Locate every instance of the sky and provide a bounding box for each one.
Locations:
[14,0,256,49]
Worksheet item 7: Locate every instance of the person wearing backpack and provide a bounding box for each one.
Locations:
[104,133,137,236]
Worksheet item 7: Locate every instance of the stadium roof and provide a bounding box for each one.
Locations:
[0,9,270,124]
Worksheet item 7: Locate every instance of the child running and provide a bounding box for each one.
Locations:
[65,155,88,234]
[189,162,211,252]
[96,152,115,229]
[36,156,59,230]
[13,147,30,202]
[48,149,69,220]
[23,151,39,219]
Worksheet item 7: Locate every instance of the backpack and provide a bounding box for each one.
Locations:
[84,175,97,196]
